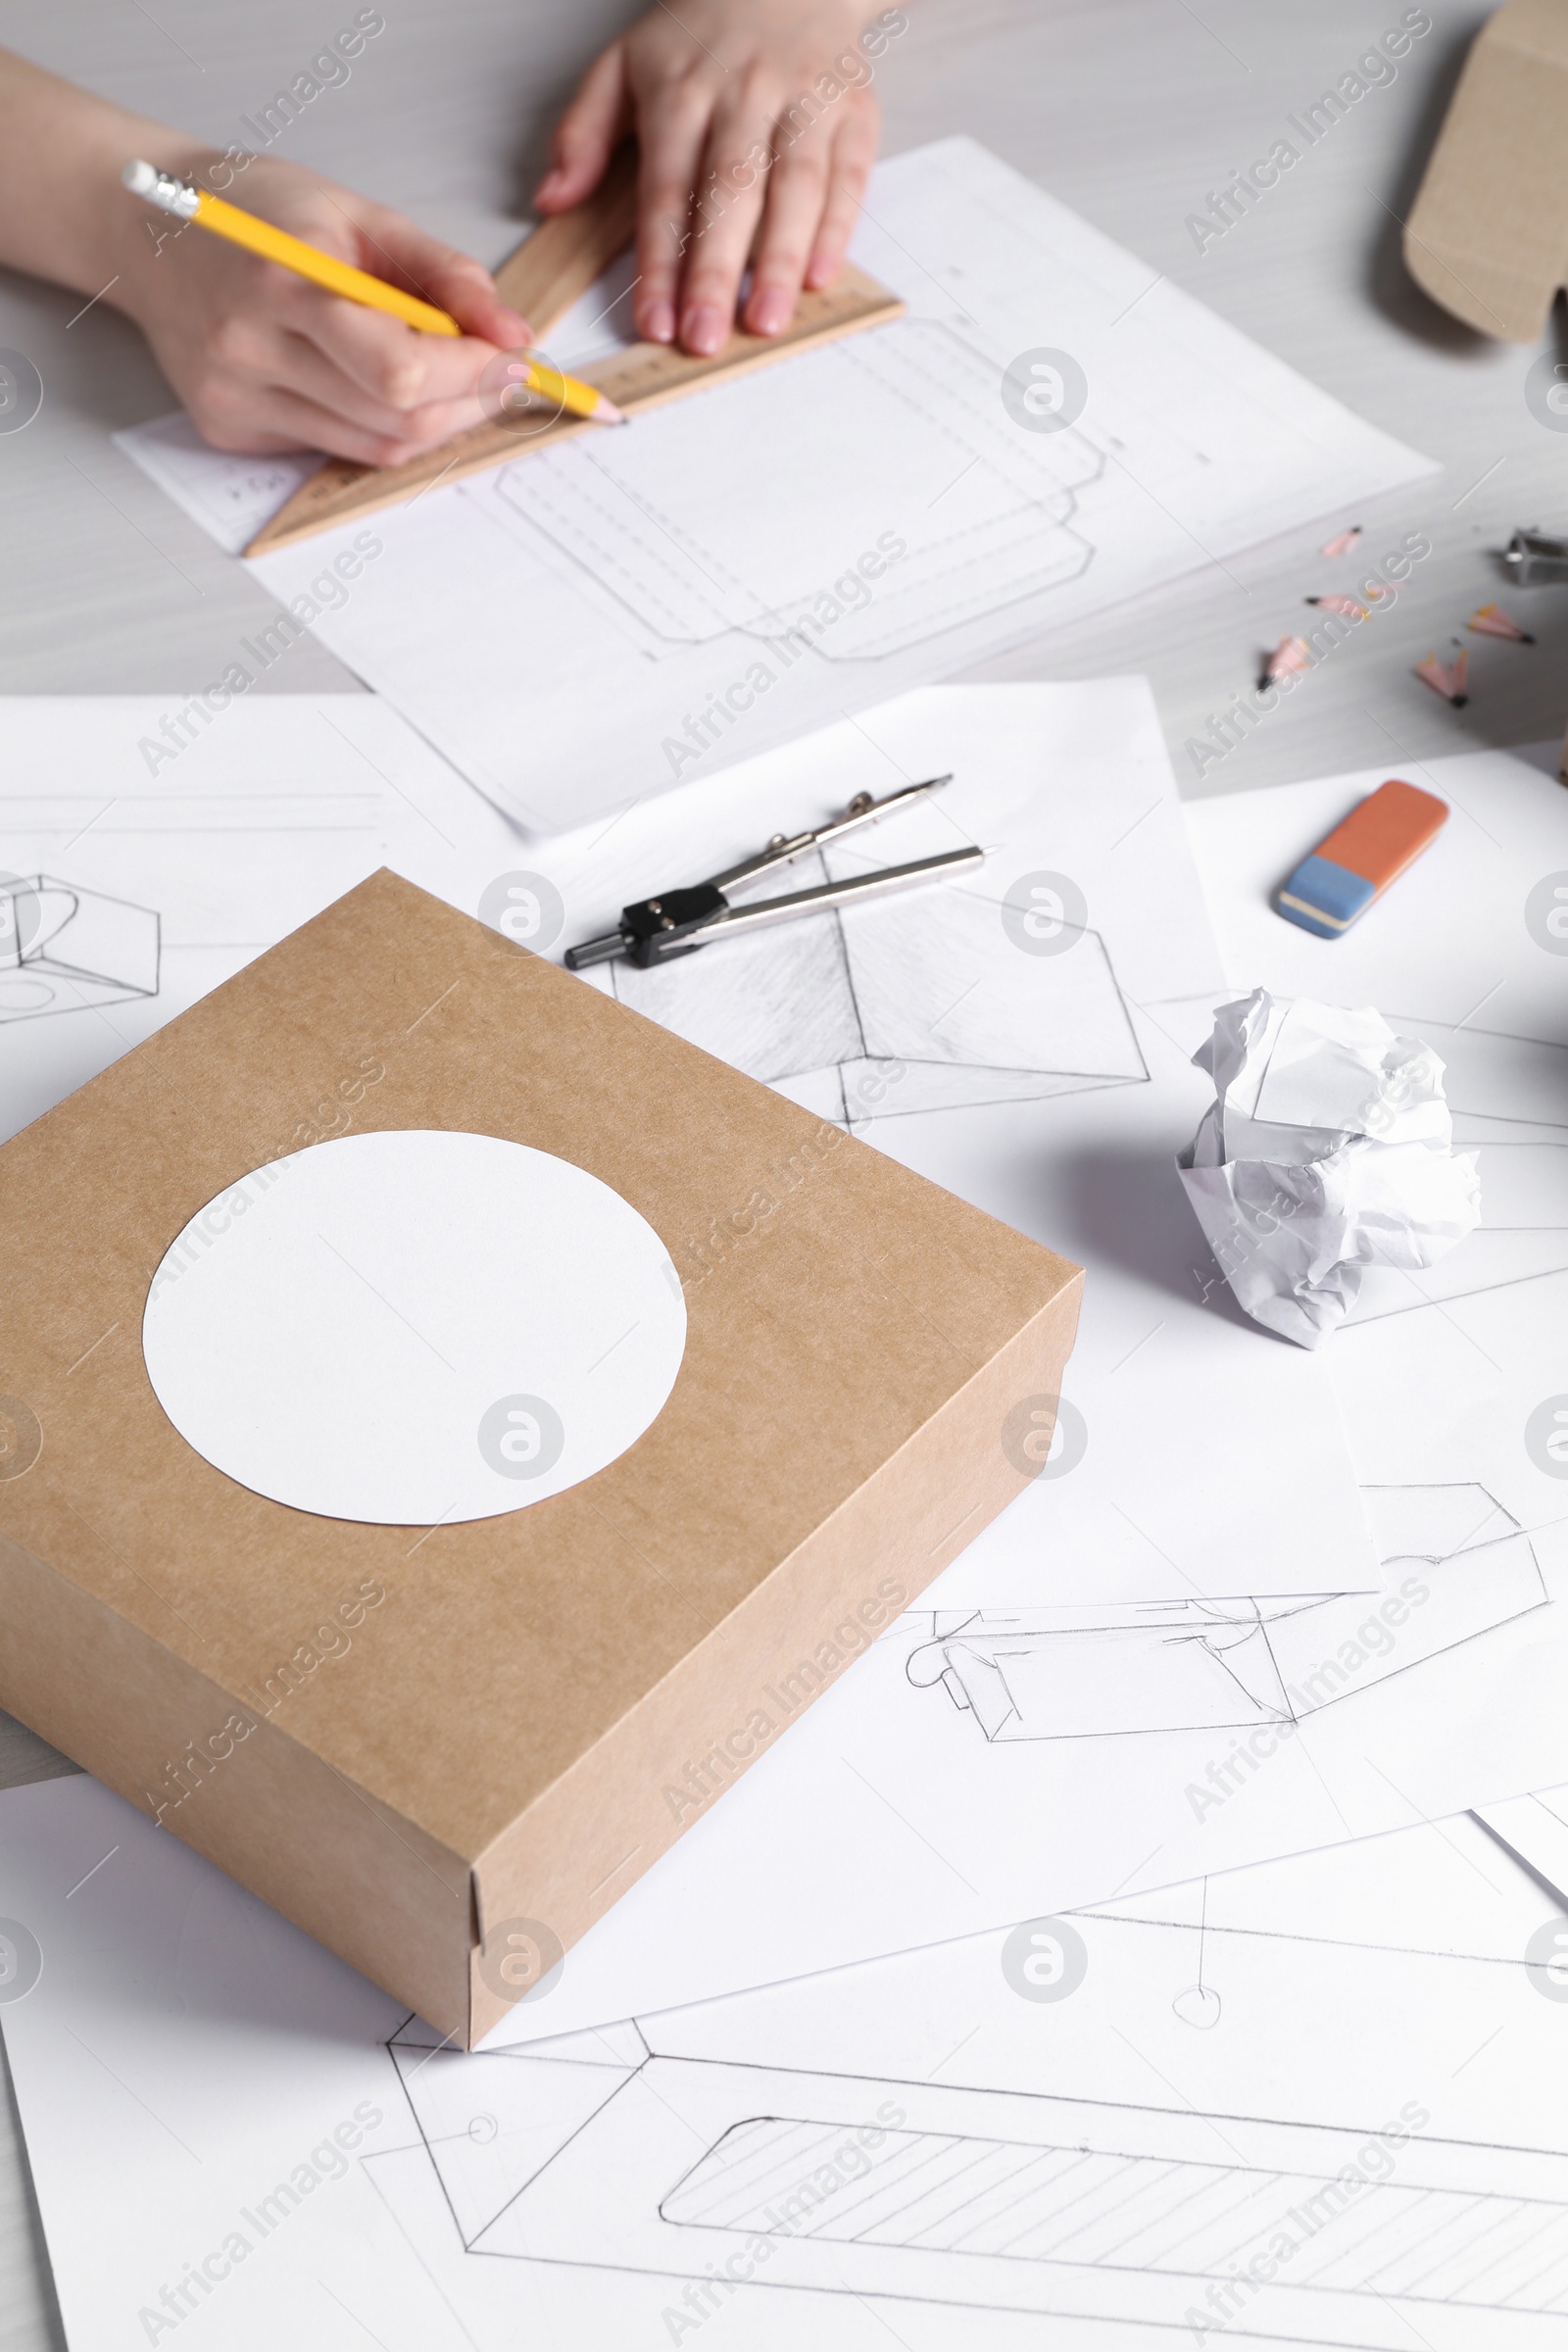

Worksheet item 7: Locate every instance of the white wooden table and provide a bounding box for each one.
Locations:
[0,1,1561,2336]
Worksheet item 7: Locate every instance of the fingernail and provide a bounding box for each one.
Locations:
[496,309,532,347]
[643,296,676,344]
[535,170,564,202]
[681,303,726,357]
[748,285,792,337]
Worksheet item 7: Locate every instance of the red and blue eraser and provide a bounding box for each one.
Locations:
[1276,778,1448,938]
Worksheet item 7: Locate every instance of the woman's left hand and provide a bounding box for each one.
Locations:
[535,2,904,355]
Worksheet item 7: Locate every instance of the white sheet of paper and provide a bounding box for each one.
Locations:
[1184,743,1568,1541]
[5,1771,1566,2351]
[108,411,323,555]
[0,694,532,1148]
[1473,1785,1568,1910]
[508,679,1384,1610]
[116,137,1435,833]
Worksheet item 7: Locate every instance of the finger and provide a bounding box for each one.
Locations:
[677,109,775,354]
[272,327,487,448]
[742,139,830,337]
[187,308,464,448]
[633,90,713,344]
[423,252,531,350]
[805,92,879,290]
[328,198,531,350]
[286,282,499,416]
[293,188,533,355]
[189,376,437,469]
[536,44,628,212]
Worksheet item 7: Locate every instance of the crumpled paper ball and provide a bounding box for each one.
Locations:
[1177,990,1480,1348]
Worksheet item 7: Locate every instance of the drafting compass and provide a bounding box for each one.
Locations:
[564,776,982,971]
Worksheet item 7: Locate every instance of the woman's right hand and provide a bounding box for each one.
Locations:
[111,150,531,466]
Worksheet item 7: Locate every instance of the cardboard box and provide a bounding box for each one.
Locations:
[1404,0,1568,342]
[0,872,1081,2044]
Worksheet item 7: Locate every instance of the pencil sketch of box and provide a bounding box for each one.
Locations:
[498,320,1105,663]
[0,875,160,1024]
[611,831,1146,1123]
[904,1484,1546,1741]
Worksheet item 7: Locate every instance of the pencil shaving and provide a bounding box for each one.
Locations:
[1466,602,1534,642]
[1320,525,1362,558]
[1265,635,1313,684]
[1415,645,1469,706]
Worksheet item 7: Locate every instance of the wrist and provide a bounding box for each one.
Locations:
[0,47,209,313]
[105,138,226,326]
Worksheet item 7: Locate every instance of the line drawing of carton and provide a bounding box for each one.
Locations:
[903,1485,1547,1743]
[0,874,160,1023]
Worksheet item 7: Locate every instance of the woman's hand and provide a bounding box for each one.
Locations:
[537,2,903,356]
[111,153,530,467]
[0,47,531,466]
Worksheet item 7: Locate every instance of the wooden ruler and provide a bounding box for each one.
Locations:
[245,156,904,558]
[491,141,640,330]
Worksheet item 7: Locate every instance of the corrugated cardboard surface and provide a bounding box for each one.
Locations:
[1404,0,1568,340]
[0,872,1081,2040]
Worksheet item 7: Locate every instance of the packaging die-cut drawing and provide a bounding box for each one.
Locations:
[495,320,1104,661]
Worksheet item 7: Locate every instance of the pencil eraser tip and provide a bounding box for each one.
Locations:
[122,159,158,195]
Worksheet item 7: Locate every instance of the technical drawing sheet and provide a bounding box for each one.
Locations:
[6,1769,1568,2351]
[0,696,531,1148]
[116,137,1436,833]
[519,677,1383,1613]
[1184,742,1568,1544]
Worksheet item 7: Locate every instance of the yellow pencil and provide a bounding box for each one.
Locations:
[122,162,623,423]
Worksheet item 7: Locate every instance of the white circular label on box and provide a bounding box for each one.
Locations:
[141,1131,686,1526]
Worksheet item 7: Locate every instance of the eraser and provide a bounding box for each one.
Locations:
[1275,779,1448,939]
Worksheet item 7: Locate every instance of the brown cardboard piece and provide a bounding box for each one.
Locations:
[0,873,1081,2045]
[1404,0,1568,340]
